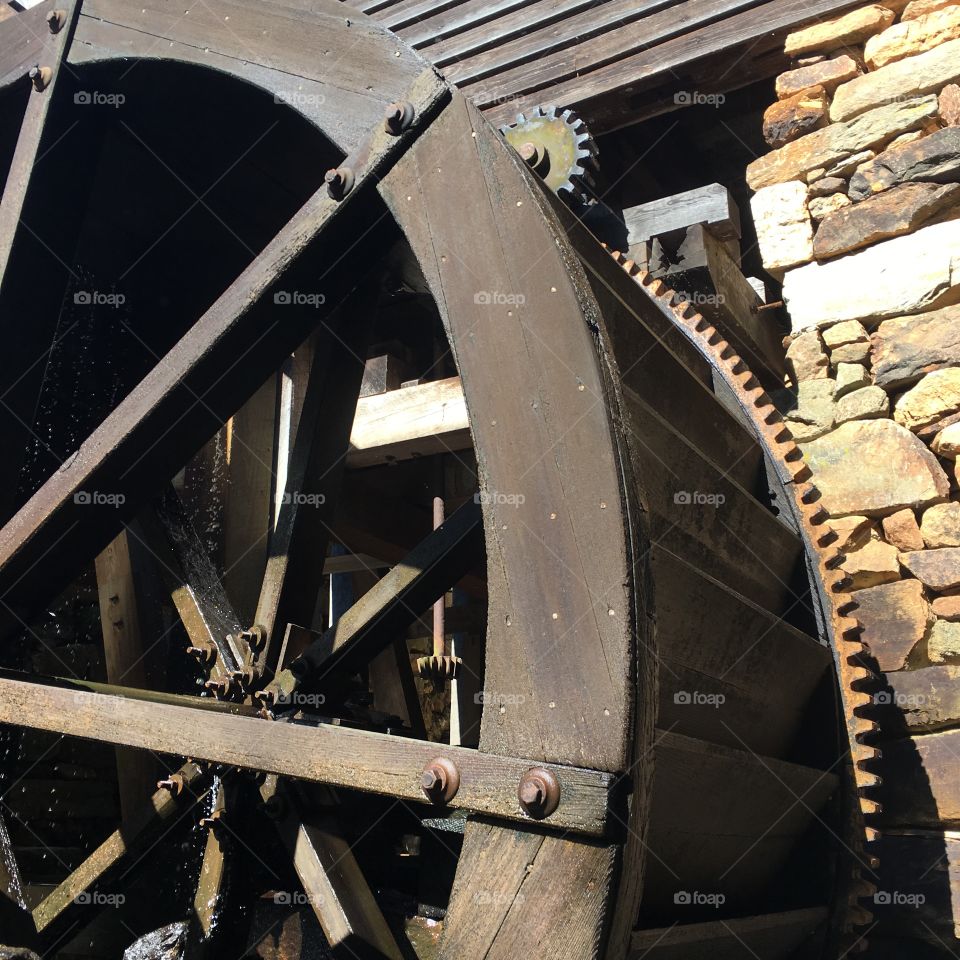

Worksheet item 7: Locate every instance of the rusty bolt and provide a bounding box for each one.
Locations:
[204,677,235,699]
[229,667,255,688]
[187,643,216,666]
[254,689,276,709]
[420,757,460,805]
[384,100,415,136]
[518,767,560,820]
[199,809,223,830]
[29,66,52,92]
[46,9,66,32]
[157,774,185,796]
[325,166,354,201]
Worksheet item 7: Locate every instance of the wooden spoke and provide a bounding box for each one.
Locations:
[253,281,379,674]
[268,496,483,701]
[193,779,228,941]
[0,670,615,836]
[32,763,210,935]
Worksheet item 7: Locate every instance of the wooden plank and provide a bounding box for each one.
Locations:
[0,0,58,87]
[423,0,599,66]
[481,0,863,129]
[0,67,444,638]
[94,532,156,824]
[223,376,278,627]
[653,546,830,757]
[0,672,617,836]
[448,0,684,86]
[630,907,828,958]
[643,731,838,915]
[347,376,471,469]
[624,184,741,245]
[268,497,483,693]
[193,779,228,940]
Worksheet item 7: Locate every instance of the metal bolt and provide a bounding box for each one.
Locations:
[204,677,235,699]
[157,774,185,796]
[29,66,52,92]
[384,100,414,136]
[239,625,266,653]
[517,768,560,820]
[751,300,784,314]
[325,166,354,201]
[46,9,66,32]
[199,809,222,830]
[420,757,460,805]
[187,643,216,665]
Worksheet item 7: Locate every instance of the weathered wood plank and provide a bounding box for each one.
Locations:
[94,531,156,824]
[0,672,616,835]
[624,184,741,245]
[630,907,828,958]
[347,376,471,468]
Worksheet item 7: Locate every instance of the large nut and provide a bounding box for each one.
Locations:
[420,757,460,805]
[518,767,560,819]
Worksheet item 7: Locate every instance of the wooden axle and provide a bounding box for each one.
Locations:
[0,670,616,837]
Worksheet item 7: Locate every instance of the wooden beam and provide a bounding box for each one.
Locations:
[0,67,445,638]
[347,376,471,468]
[0,671,616,836]
[623,183,741,246]
[94,531,157,824]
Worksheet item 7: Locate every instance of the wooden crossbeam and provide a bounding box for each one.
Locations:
[0,670,615,836]
[0,67,446,638]
[270,496,483,699]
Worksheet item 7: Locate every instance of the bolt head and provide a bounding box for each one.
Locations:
[420,757,460,804]
[384,100,414,135]
[518,768,561,820]
[46,9,66,32]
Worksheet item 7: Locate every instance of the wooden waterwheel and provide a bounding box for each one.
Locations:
[0,1,879,957]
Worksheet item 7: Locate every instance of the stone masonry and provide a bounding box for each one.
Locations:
[749,2,960,949]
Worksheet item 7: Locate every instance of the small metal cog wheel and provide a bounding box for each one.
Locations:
[499,104,598,202]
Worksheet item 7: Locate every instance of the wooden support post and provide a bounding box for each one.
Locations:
[94,530,158,824]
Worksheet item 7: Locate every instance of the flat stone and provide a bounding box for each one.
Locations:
[785,328,829,381]
[776,56,862,99]
[895,368,960,431]
[903,0,960,19]
[932,420,960,456]
[929,619,960,662]
[831,514,876,550]
[836,385,890,423]
[777,379,837,440]
[803,418,950,515]
[941,83,960,125]
[809,175,847,197]
[831,341,872,364]
[823,319,868,349]
[783,219,960,331]
[763,87,828,148]
[835,362,871,397]
[872,303,960,389]
[815,182,960,259]
[854,578,933,670]
[900,547,960,590]
[785,5,895,56]
[809,192,851,220]
[921,501,960,546]
[831,37,960,122]
[747,95,939,189]
[849,129,960,200]
[827,149,877,178]
[750,180,814,271]
[933,595,960,619]
[845,537,902,588]
[883,508,926,550]
[865,4,960,68]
